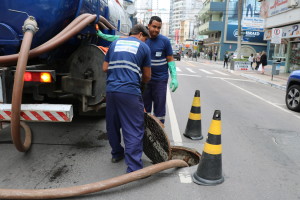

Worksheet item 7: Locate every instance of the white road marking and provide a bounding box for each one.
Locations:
[199,69,213,74]
[183,61,196,67]
[178,170,193,183]
[212,70,229,76]
[223,79,300,119]
[200,62,216,66]
[167,88,192,183]
[274,103,286,106]
[186,68,196,73]
[177,74,252,81]
[177,74,202,78]
[166,87,182,146]
[176,67,182,72]
[207,76,254,82]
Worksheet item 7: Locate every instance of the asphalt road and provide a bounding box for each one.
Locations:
[0,59,299,200]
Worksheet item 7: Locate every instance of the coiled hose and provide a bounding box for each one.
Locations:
[4,14,98,152]
[10,30,34,152]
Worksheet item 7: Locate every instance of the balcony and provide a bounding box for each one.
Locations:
[198,21,224,35]
[199,1,226,19]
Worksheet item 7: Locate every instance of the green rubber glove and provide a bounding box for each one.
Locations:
[96,30,120,42]
[168,61,178,92]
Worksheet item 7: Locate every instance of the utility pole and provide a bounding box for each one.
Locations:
[237,0,243,59]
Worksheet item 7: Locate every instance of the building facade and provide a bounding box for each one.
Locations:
[198,0,267,60]
[262,0,300,72]
[135,0,153,25]
[169,0,202,45]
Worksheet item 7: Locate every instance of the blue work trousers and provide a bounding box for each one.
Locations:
[106,92,144,173]
[142,79,168,123]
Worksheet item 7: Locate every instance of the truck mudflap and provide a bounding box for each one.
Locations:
[0,104,73,122]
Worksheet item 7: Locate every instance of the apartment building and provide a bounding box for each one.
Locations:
[169,0,202,44]
[198,0,267,60]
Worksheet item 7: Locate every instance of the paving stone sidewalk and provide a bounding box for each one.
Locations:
[230,65,289,91]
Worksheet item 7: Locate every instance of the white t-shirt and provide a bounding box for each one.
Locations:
[248,56,254,62]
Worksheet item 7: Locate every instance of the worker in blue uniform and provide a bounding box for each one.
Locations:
[97,16,178,124]
[102,24,151,173]
[143,16,178,124]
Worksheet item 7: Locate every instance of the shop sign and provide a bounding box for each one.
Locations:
[282,24,300,38]
[264,23,300,40]
[264,29,272,40]
[234,61,252,71]
[226,24,266,43]
[226,0,266,43]
[240,0,265,31]
[268,0,292,17]
[271,28,282,44]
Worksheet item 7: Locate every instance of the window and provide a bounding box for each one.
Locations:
[269,43,287,60]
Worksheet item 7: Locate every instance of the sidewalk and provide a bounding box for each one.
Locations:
[229,65,289,91]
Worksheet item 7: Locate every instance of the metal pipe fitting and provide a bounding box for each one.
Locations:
[22,16,39,34]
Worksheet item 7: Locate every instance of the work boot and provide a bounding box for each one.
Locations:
[111,156,124,163]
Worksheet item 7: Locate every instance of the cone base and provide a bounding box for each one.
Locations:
[192,172,224,186]
[183,133,203,140]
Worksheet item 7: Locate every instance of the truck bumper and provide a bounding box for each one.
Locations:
[0,104,73,122]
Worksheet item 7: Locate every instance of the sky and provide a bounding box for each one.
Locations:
[135,0,171,23]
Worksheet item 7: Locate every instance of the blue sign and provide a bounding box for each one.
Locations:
[226,25,266,43]
[226,0,265,43]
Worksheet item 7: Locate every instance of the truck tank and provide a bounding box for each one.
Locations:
[0,0,131,56]
[0,0,133,107]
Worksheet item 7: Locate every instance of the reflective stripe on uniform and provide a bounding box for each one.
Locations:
[151,58,167,66]
[109,60,142,77]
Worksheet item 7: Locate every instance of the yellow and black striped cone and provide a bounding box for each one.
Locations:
[192,110,224,185]
[183,90,203,140]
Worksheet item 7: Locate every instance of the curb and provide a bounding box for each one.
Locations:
[240,73,287,91]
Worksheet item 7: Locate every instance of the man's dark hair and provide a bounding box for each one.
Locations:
[149,16,162,25]
[129,24,150,38]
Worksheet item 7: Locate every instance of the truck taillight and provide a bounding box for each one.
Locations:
[24,72,32,81]
[40,72,51,83]
[24,72,52,83]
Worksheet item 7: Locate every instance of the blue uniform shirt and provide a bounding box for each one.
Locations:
[104,37,151,96]
[146,34,173,80]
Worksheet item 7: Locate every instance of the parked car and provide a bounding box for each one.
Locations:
[285,70,300,112]
[173,50,181,61]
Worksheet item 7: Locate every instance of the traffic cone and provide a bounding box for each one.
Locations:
[183,90,203,140]
[192,110,224,185]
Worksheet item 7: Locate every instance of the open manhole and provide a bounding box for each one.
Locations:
[170,146,201,166]
[143,113,201,166]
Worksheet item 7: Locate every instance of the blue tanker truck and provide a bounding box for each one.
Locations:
[0,0,134,152]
